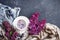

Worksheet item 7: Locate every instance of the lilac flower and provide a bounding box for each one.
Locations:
[28,12,46,35]
[11,32,18,40]
[2,21,19,40]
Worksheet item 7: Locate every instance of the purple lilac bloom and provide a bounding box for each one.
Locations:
[28,12,46,35]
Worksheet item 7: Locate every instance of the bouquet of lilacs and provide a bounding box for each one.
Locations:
[0,3,60,40]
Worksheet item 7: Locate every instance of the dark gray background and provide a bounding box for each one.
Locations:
[0,0,60,28]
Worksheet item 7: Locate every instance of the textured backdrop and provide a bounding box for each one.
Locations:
[0,0,60,28]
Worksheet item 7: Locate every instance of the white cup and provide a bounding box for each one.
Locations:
[13,16,30,33]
